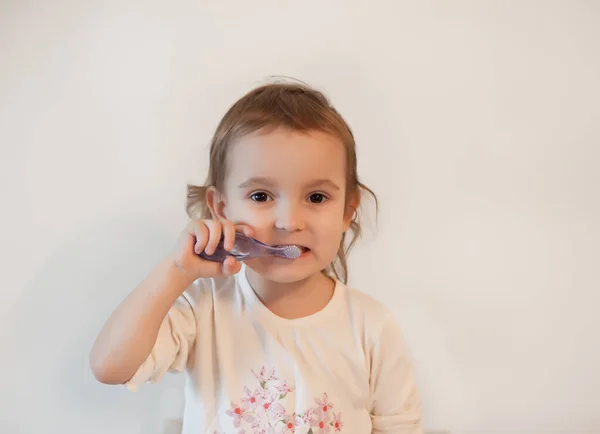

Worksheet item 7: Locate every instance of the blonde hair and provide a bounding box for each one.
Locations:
[187,80,377,283]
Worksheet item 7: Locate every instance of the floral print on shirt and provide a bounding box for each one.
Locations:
[221,366,344,434]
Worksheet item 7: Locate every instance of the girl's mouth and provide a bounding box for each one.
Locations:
[273,245,310,254]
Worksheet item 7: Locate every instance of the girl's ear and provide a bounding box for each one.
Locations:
[343,192,360,231]
[206,186,227,220]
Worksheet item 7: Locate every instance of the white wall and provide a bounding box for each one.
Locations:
[1,1,599,433]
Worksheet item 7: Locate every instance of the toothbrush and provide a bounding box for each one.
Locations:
[198,233,302,262]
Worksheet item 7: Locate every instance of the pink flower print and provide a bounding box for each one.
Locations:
[261,399,271,412]
[225,402,254,428]
[308,408,323,427]
[224,368,343,432]
[259,391,286,420]
[267,401,286,420]
[252,366,278,388]
[268,368,278,380]
[252,367,266,381]
[300,408,315,425]
[250,420,261,432]
[332,412,343,432]
[310,413,331,434]
[315,393,334,421]
[275,380,294,397]
[282,414,299,433]
[257,388,275,407]
[241,387,261,410]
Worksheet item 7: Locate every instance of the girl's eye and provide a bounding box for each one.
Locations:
[308,193,328,204]
[250,192,271,202]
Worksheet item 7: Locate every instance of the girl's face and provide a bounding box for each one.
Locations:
[213,127,354,283]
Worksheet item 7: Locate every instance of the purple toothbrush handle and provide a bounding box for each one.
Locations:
[198,235,234,262]
[198,232,266,262]
[198,243,230,262]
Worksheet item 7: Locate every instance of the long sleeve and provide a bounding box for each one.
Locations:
[125,291,197,391]
[369,312,423,434]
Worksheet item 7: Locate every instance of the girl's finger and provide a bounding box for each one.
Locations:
[222,256,241,276]
[203,220,223,256]
[222,220,237,251]
[234,223,254,238]
[190,222,209,255]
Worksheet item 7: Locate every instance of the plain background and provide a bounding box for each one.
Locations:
[1,1,599,433]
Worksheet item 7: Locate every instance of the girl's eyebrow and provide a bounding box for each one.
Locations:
[238,177,340,191]
[304,179,341,191]
[237,177,276,188]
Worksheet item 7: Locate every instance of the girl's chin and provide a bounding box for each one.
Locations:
[244,258,325,284]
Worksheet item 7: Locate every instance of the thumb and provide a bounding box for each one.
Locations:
[222,256,242,276]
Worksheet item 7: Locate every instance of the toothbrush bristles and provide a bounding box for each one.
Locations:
[283,245,302,259]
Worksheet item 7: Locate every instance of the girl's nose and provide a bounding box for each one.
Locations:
[274,202,306,232]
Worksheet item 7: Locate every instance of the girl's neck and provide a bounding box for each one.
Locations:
[245,268,335,320]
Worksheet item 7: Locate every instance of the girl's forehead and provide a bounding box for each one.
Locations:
[226,128,347,183]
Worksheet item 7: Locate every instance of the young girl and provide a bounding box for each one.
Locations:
[90,81,423,433]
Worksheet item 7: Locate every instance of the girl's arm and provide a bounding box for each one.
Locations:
[369,312,423,434]
[89,219,250,385]
[89,257,194,385]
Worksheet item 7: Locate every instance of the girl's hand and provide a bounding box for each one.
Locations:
[170,219,254,281]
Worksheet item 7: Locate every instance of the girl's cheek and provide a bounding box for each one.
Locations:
[230,203,270,226]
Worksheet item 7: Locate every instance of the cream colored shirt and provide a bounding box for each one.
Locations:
[127,265,422,434]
